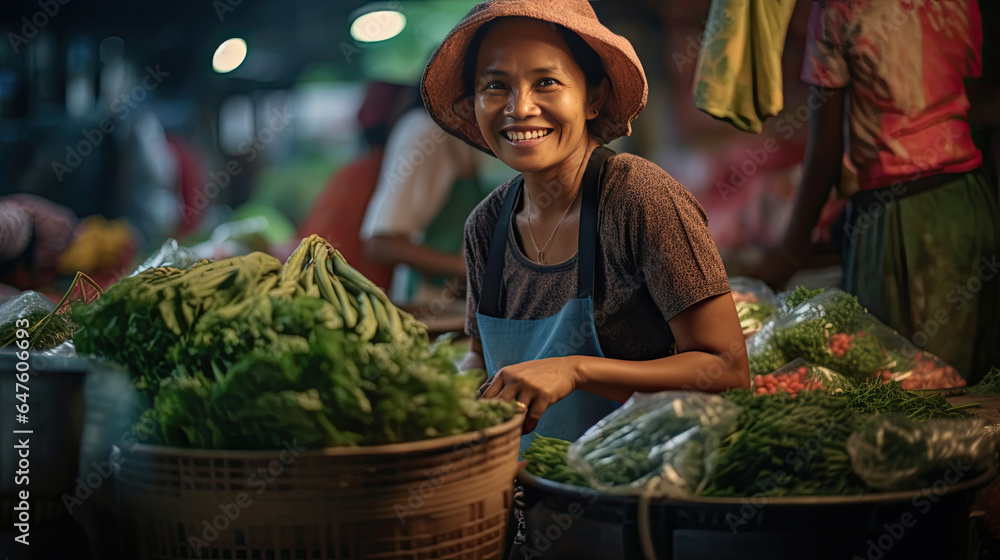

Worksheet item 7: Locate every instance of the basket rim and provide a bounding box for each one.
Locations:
[123,410,526,459]
[517,463,999,506]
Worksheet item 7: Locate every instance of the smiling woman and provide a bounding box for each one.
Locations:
[421,0,751,554]
[421,0,750,452]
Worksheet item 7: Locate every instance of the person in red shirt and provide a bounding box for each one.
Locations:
[296,83,415,290]
[756,0,998,382]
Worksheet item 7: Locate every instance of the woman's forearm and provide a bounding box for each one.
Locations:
[573,342,751,403]
[365,234,466,279]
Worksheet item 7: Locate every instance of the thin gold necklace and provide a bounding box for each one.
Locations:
[524,151,589,264]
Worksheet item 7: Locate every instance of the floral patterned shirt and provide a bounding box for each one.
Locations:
[801,0,983,189]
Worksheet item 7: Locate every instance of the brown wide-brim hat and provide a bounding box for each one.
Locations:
[421,0,648,156]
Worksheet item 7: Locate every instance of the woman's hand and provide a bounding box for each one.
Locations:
[479,356,581,434]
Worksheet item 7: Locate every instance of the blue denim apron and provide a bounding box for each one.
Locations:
[476,147,620,454]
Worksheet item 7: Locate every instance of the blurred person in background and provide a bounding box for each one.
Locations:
[360,92,491,305]
[294,82,415,291]
[117,111,180,247]
[0,194,78,295]
[754,0,997,383]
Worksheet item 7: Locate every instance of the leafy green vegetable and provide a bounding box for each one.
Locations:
[701,390,868,497]
[736,301,778,336]
[843,379,978,421]
[782,286,824,309]
[0,308,78,351]
[73,236,515,449]
[748,289,890,382]
[968,366,1000,395]
[522,435,590,487]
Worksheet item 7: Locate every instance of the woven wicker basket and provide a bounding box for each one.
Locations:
[115,412,524,560]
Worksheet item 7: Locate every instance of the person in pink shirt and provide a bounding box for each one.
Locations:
[757,0,998,383]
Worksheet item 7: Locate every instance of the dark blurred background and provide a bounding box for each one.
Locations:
[0,0,996,283]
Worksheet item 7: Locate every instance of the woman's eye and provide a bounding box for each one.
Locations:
[483,81,506,90]
[538,78,558,87]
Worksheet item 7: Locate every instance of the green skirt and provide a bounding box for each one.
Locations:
[843,169,1000,384]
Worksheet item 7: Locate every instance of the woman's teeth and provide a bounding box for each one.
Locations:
[504,129,551,141]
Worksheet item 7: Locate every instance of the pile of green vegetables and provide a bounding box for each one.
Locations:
[749,287,889,381]
[523,382,977,496]
[0,308,77,351]
[0,289,83,351]
[73,235,514,449]
[736,300,779,336]
[969,366,1000,395]
[842,379,977,421]
[567,394,742,495]
[701,390,868,497]
[522,435,590,488]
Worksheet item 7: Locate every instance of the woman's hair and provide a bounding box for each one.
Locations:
[461,18,607,98]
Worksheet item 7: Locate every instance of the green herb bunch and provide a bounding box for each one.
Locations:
[844,379,978,421]
[969,366,1000,395]
[73,236,514,449]
[701,390,868,497]
[749,289,890,381]
[522,435,591,488]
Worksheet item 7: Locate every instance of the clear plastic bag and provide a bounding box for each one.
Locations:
[566,391,741,497]
[747,288,963,388]
[873,347,966,390]
[847,414,997,491]
[753,357,854,396]
[729,276,776,305]
[729,277,780,339]
[129,238,202,276]
[0,291,78,352]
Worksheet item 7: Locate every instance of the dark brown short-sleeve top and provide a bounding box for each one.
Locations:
[464,153,731,361]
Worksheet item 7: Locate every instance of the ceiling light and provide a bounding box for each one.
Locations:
[350,8,406,42]
[213,38,247,74]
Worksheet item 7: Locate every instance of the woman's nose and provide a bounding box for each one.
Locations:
[505,89,540,119]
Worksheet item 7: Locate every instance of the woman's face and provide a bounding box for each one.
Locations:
[473,18,598,175]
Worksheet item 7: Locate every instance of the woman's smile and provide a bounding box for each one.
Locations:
[502,127,553,144]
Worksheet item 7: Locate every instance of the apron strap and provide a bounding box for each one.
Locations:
[479,147,615,317]
[578,146,614,299]
[479,177,523,318]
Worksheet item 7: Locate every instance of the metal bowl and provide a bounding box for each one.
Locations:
[0,349,90,497]
[516,465,997,560]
